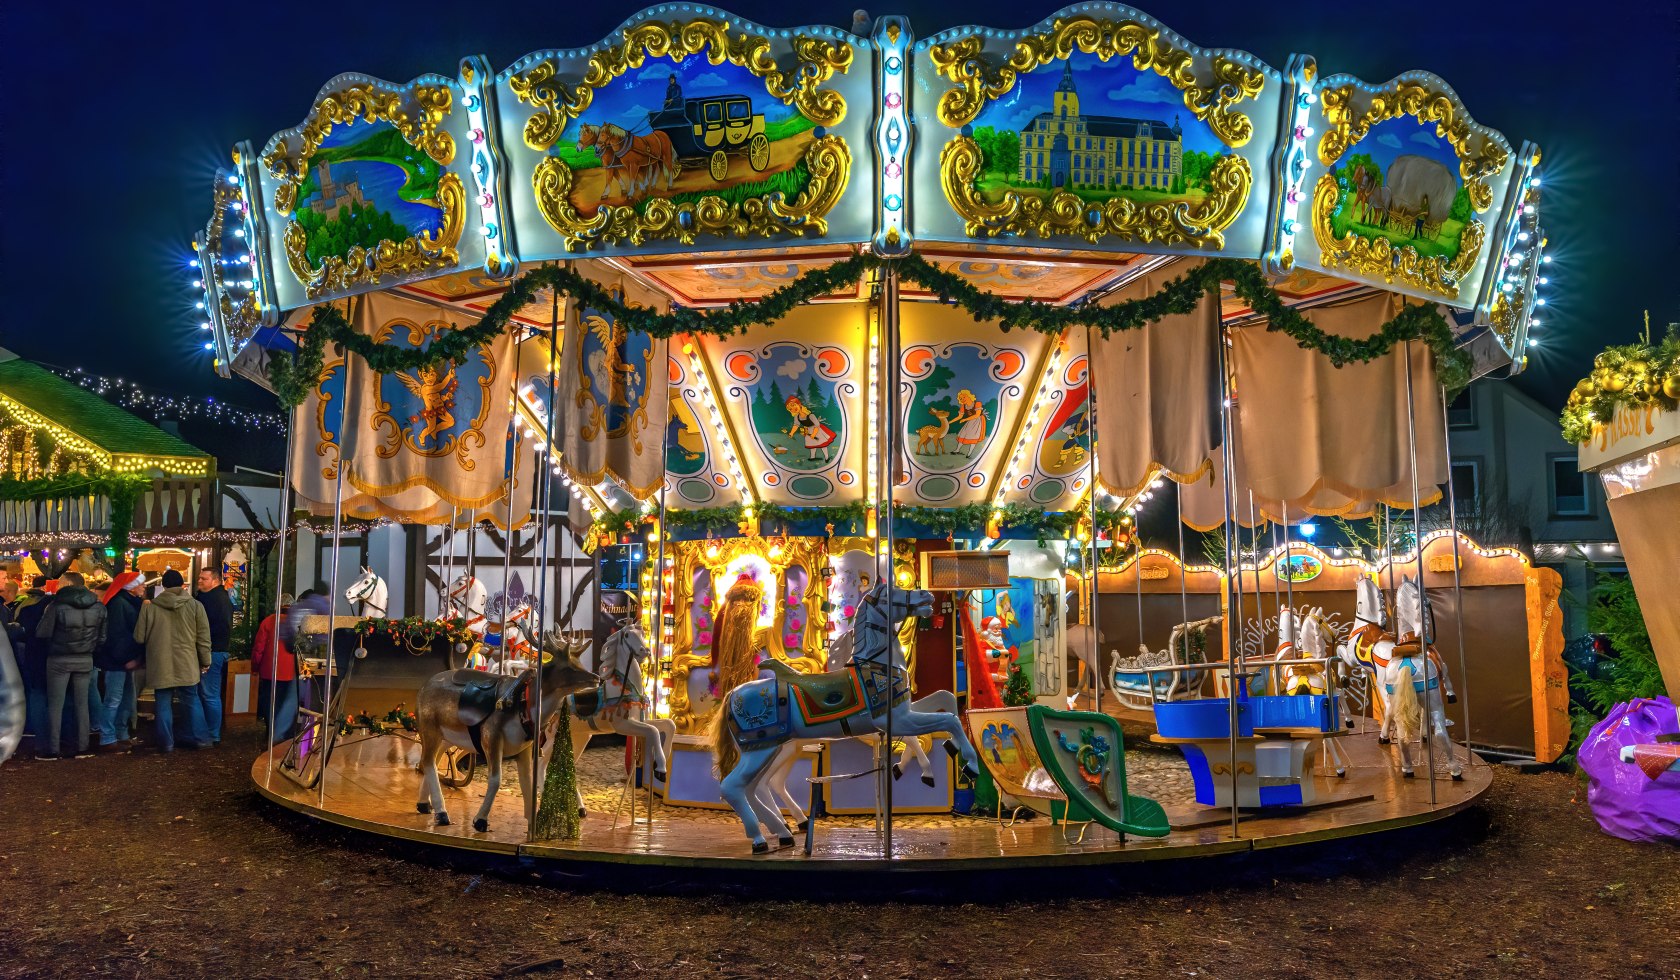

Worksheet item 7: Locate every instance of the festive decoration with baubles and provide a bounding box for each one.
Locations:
[1561,322,1680,445]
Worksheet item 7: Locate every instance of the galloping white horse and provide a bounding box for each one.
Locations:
[566,622,676,814]
[824,628,940,786]
[444,573,535,668]
[345,567,389,619]
[1338,577,1461,778]
[1273,605,1332,696]
[710,584,982,853]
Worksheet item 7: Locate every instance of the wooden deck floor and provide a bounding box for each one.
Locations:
[251,729,1492,873]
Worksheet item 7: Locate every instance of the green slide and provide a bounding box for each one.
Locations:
[1025,705,1171,838]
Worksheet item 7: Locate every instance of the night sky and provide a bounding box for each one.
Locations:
[1,0,1675,421]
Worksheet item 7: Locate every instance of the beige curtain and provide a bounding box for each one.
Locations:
[1091,259,1219,497]
[290,291,539,527]
[554,261,669,500]
[1178,292,1448,529]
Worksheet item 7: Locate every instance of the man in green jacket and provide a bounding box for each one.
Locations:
[134,570,211,753]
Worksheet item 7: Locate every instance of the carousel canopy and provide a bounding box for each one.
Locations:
[194,4,1547,527]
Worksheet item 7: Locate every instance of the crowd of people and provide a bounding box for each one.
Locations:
[0,567,253,760]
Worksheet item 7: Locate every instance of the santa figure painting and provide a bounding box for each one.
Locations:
[979,615,1018,684]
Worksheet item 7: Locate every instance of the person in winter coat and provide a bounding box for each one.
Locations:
[194,568,235,745]
[250,594,298,744]
[134,569,211,753]
[11,576,50,750]
[95,572,148,751]
[34,571,107,759]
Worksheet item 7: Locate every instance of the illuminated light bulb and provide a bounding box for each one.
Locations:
[1527,338,1539,348]
[1529,176,1541,188]
[1542,255,1552,264]
[705,542,720,559]
[202,341,214,350]
[1516,232,1529,242]
[1534,298,1546,306]
[233,228,245,238]
[189,259,199,268]
[1538,276,1549,285]
[227,174,239,185]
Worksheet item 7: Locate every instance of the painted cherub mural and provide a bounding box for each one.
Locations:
[396,362,459,448]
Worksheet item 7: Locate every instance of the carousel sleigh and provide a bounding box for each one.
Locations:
[1107,616,1220,711]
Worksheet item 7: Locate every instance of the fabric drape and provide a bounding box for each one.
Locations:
[1090,259,1220,498]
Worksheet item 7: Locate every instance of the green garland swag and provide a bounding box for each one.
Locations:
[353,615,474,650]
[590,500,1129,544]
[269,253,1470,409]
[1560,324,1680,445]
[0,473,149,557]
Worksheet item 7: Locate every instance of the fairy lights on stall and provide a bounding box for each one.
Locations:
[681,341,754,508]
[992,337,1066,510]
[52,368,285,433]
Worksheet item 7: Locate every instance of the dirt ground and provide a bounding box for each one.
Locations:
[2,719,1676,979]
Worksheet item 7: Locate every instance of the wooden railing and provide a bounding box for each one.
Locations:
[0,478,221,539]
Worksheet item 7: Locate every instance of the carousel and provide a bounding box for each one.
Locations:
[200,3,1561,875]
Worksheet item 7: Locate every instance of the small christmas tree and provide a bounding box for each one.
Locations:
[1002,662,1033,707]
[531,702,582,840]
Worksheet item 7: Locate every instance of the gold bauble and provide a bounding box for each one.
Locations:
[1663,374,1680,400]
[1604,372,1629,392]
[1629,359,1652,377]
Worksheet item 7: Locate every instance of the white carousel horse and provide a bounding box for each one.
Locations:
[566,622,676,814]
[414,631,597,832]
[444,573,536,668]
[824,628,940,785]
[1337,577,1461,777]
[345,567,389,619]
[1273,605,1331,696]
[709,583,983,853]
[755,688,961,832]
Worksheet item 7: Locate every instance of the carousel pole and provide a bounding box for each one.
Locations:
[1175,488,1190,649]
[880,260,902,859]
[1402,342,1438,803]
[528,283,562,843]
[441,506,457,618]
[1086,322,1104,717]
[265,408,298,778]
[1248,490,1265,684]
[1216,320,1241,838]
[1439,385,1474,764]
[319,442,348,809]
[500,402,521,675]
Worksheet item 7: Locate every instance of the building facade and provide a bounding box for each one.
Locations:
[1445,380,1621,638]
[1018,62,1184,191]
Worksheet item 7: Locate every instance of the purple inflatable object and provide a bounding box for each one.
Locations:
[1578,696,1680,844]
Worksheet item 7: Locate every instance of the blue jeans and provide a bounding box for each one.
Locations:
[257,678,299,744]
[97,670,137,744]
[197,651,229,743]
[154,685,209,752]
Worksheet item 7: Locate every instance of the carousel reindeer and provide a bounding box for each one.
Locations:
[414,630,597,833]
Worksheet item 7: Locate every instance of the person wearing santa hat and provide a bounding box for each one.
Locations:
[94,572,148,752]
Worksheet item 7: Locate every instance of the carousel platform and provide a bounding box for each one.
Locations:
[250,729,1491,878]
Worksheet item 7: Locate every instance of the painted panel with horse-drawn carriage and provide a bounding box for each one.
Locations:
[495,10,872,259]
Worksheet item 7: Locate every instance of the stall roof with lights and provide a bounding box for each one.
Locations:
[0,349,214,476]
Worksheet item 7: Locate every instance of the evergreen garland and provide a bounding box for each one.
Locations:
[268,252,1471,409]
[0,473,149,558]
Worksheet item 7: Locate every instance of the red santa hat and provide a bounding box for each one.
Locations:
[102,571,146,604]
[982,616,1003,632]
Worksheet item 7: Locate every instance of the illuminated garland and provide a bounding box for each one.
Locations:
[0,473,148,556]
[1560,323,1680,444]
[353,615,474,650]
[588,500,1130,544]
[53,368,286,433]
[269,253,1470,408]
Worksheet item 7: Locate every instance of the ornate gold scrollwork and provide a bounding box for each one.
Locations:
[929,16,1264,147]
[1309,81,1506,299]
[264,81,462,298]
[941,136,1250,247]
[531,136,850,250]
[932,17,1262,245]
[507,19,852,152]
[283,173,466,298]
[1316,82,1507,210]
[1309,171,1484,298]
[204,177,262,349]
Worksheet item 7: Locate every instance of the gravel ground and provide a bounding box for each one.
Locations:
[1,718,1676,979]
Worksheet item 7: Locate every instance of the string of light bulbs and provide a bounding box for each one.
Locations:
[51,367,286,433]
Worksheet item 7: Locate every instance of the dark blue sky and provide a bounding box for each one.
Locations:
[1,0,1674,415]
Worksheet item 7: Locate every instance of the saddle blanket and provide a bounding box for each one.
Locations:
[727,678,791,750]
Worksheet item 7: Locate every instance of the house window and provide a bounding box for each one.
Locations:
[1447,388,1476,428]
[1450,460,1480,516]
[1550,455,1590,516]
